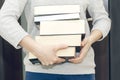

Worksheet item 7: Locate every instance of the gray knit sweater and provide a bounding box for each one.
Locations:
[0,0,111,74]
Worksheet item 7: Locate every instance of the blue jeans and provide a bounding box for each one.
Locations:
[25,71,95,80]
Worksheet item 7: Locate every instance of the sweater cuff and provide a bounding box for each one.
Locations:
[91,27,107,41]
[15,32,29,49]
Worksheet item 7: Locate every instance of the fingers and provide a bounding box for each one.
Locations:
[39,44,67,66]
[69,41,91,64]
[69,57,83,64]
[55,58,66,64]
[41,57,66,66]
[68,51,86,64]
[54,44,68,52]
[69,48,86,63]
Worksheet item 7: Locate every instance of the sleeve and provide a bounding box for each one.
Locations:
[0,0,29,49]
[87,0,111,41]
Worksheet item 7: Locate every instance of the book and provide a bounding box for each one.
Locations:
[34,13,80,22]
[34,5,80,16]
[29,47,75,64]
[56,47,75,57]
[29,47,75,59]
[35,35,81,46]
[40,20,85,35]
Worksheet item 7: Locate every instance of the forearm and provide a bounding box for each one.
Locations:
[19,35,67,65]
[0,0,28,49]
[69,29,102,63]
[19,35,43,56]
[88,29,103,44]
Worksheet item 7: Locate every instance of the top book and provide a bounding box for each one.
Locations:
[34,5,80,16]
[34,13,80,22]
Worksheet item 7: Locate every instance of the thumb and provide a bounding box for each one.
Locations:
[54,44,68,52]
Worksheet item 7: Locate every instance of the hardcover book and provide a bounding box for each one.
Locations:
[34,5,80,16]
[34,13,80,22]
[40,20,85,35]
[29,47,75,64]
[35,35,81,46]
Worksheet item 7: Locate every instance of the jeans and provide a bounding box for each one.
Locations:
[25,71,95,80]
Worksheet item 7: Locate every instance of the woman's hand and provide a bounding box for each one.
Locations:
[69,29,103,63]
[19,35,68,66]
[34,44,68,66]
[69,37,92,63]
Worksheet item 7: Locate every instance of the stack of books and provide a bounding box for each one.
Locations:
[29,5,85,64]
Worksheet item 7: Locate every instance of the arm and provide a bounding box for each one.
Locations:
[0,0,28,49]
[0,0,67,66]
[19,35,67,65]
[69,30,102,63]
[88,0,111,40]
[69,0,111,63]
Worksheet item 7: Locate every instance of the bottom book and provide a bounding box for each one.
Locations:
[29,47,75,64]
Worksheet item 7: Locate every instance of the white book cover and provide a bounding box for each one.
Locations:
[34,5,80,16]
[34,13,80,22]
[35,35,81,46]
[40,20,85,35]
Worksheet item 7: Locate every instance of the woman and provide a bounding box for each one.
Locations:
[0,0,111,80]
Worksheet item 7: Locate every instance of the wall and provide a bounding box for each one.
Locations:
[110,0,120,80]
